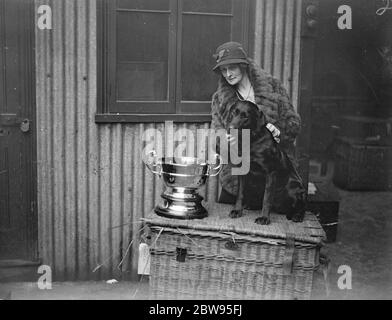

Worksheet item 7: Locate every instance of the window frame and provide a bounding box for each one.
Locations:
[96,0,252,123]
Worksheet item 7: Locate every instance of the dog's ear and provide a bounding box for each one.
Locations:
[243,102,260,126]
[255,109,267,132]
[227,103,239,127]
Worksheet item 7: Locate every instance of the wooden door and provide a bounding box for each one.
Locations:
[0,0,37,262]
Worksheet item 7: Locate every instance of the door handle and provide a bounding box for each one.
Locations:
[0,113,31,132]
[20,119,30,133]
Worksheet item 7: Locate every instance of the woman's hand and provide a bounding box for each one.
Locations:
[266,123,281,143]
[225,133,237,145]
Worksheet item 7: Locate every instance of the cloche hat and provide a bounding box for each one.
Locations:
[212,41,249,71]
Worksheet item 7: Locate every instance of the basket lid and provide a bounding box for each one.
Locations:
[143,202,326,245]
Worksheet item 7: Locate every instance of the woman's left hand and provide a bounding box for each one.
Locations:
[266,123,281,143]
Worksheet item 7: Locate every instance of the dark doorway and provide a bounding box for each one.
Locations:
[310,0,392,164]
[0,0,37,264]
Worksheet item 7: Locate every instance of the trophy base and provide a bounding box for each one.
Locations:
[154,189,208,220]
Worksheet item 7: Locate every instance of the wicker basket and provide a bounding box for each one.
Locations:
[143,202,325,300]
[333,137,392,190]
[337,115,392,143]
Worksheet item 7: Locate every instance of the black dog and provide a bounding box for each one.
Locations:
[226,100,305,225]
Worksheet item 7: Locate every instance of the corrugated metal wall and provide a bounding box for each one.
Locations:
[253,0,302,110]
[35,0,303,280]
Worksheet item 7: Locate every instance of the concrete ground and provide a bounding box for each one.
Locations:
[1,188,391,300]
[315,189,392,299]
[0,280,150,300]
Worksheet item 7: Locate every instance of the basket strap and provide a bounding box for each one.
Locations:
[283,233,295,275]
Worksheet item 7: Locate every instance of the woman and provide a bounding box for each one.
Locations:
[211,41,304,213]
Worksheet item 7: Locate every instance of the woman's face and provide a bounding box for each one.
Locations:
[219,64,243,86]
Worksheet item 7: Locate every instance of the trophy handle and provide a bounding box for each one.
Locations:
[144,150,162,176]
[208,154,223,177]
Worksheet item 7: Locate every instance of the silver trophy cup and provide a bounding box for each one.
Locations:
[144,151,222,219]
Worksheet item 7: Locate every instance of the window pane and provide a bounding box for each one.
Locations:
[181,15,231,101]
[116,12,169,101]
[117,0,170,11]
[183,0,232,14]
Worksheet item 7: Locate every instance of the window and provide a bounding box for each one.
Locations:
[97,0,251,122]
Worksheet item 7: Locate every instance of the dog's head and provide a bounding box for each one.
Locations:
[227,100,266,132]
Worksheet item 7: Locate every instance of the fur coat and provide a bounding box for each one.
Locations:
[211,59,302,196]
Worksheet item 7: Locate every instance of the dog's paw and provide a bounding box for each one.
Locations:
[291,212,304,223]
[229,209,243,218]
[255,216,270,225]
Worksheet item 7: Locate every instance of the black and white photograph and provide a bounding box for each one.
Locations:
[0,0,391,303]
